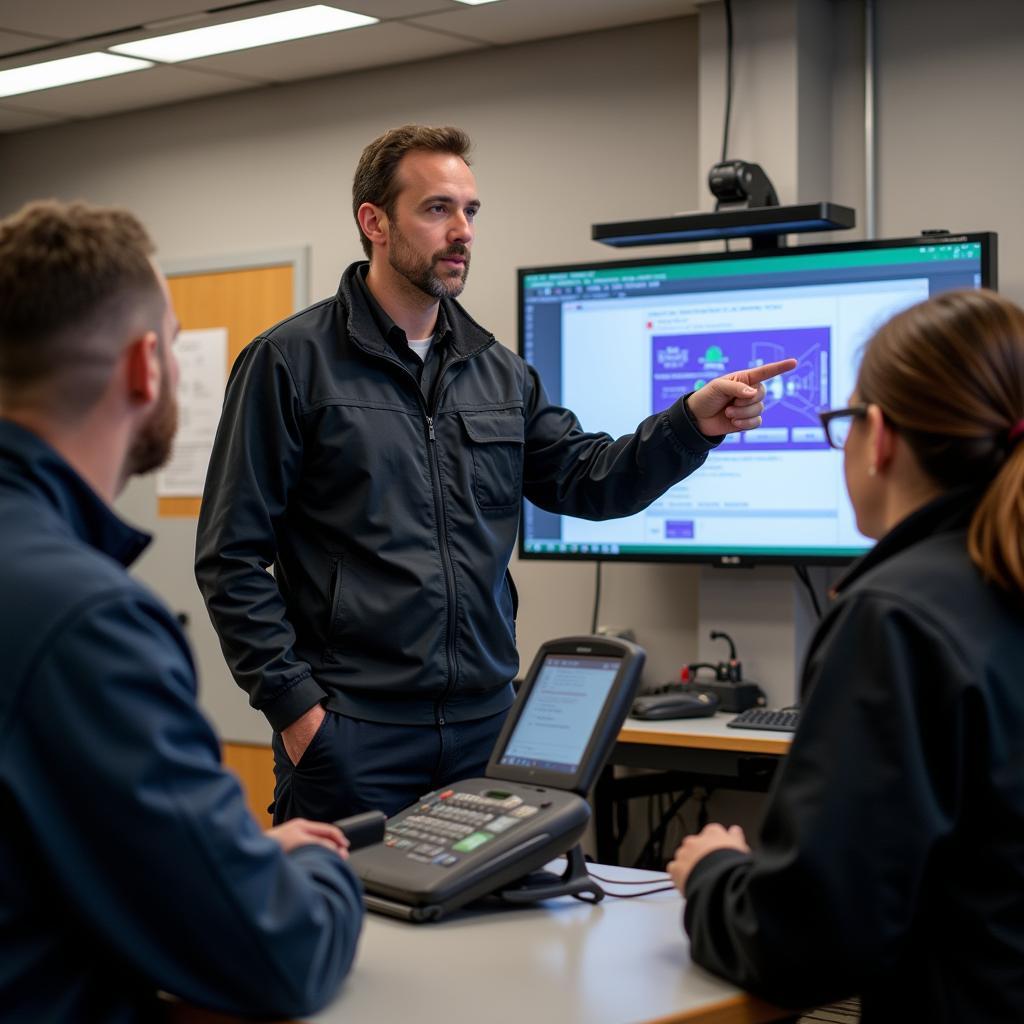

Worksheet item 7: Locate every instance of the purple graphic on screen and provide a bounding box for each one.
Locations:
[665,520,695,539]
[652,327,831,451]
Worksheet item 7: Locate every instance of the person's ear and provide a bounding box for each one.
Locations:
[124,331,160,406]
[866,404,895,477]
[357,202,389,250]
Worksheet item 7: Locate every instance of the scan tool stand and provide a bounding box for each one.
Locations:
[492,844,604,907]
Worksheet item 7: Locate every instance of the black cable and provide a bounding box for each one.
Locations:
[587,871,671,885]
[697,790,710,830]
[793,564,823,619]
[589,558,602,634]
[633,787,693,870]
[721,0,735,165]
[721,0,734,255]
[596,885,677,899]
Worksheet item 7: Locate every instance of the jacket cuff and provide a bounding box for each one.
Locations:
[684,846,753,901]
[262,674,328,733]
[666,393,724,454]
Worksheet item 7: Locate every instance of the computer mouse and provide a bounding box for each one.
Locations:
[629,689,719,720]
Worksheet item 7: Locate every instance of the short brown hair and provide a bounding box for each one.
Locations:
[858,288,1024,592]
[0,199,162,418]
[352,125,472,258]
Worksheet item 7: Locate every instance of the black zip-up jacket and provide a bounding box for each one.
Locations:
[0,421,363,1022]
[683,487,1024,1022]
[196,262,716,731]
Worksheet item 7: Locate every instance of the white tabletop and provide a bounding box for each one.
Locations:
[305,864,786,1024]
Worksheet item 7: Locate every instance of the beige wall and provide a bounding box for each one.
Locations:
[874,0,1024,301]
[0,18,702,741]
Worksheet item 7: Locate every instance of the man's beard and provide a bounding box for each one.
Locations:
[388,220,470,300]
[125,372,178,478]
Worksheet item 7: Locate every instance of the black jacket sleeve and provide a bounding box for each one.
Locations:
[682,591,968,1008]
[521,365,719,519]
[195,337,327,732]
[16,589,364,1017]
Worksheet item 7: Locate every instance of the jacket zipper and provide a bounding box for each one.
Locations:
[423,411,459,725]
[351,330,487,726]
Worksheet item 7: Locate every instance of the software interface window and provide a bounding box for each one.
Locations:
[521,241,987,561]
[499,655,619,773]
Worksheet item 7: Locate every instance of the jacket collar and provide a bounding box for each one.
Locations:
[832,483,983,597]
[0,420,151,568]
[338,261,496,362]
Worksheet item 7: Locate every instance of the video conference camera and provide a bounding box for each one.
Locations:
[707,159,779,210]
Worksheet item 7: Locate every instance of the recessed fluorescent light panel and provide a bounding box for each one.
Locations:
[451,0,505,5]
[110,5,378,63]
[0,52,153,99]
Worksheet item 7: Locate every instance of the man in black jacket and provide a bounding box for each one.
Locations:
[196,124,795,823]
[0,200,363,1022]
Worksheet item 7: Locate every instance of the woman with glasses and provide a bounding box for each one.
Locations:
[667,289,1024,1022]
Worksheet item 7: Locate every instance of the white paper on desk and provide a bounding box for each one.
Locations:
[156,327,227,497]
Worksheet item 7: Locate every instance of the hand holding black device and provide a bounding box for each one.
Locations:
[333,810,387,851]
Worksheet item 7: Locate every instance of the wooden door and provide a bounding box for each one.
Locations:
[160,264,294,518]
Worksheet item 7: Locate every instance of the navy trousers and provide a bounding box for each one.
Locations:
[270,709,508,825]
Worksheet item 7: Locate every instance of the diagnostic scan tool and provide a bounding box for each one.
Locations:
[349,635,644,922]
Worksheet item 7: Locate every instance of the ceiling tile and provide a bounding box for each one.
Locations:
[0,64,261,119]
[409,0,694,46]
[0,2,214,40]
[0,29,58,58]
[0,102,68,130]
[339,0,465,16]
[188,20,484,82]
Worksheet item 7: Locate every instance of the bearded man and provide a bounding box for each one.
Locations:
[196,125,794,823]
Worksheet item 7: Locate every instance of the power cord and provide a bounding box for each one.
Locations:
[722,0,734,163]
[793,564,823,619]
[590,558,603,634]
[722,0,735,254]
[586,869,676,899]
[633,788,694,870]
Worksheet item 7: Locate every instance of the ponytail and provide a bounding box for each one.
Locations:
[968,433,1024,592]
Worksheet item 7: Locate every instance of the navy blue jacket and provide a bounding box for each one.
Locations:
[0,421,364,1022]
[683,489,1024,1022]
[195,262,716,731]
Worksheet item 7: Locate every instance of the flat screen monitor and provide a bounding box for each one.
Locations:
[519,232,997,566]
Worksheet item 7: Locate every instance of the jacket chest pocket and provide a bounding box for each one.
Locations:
[459,410,525,512]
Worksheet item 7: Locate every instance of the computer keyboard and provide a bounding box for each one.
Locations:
[727,707,800,732]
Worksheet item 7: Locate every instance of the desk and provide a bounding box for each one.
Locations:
[595,715,794,864]
[168,864,791,1024]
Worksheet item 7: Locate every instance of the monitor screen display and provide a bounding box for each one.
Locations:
[519,233,996,565]
[498,654,621,774]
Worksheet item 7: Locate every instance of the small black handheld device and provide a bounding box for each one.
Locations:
[333,810,387,851]
[349,635,645,922]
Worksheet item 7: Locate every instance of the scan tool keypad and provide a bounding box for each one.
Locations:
[383,789,540,866]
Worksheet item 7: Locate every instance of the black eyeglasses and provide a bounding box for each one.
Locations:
[818,404,868,450]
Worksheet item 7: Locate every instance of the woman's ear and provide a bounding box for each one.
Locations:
[866,403,895,477]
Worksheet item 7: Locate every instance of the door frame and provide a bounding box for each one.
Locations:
[163,245,311,309]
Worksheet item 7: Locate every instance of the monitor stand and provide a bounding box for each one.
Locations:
[491,844,604,906]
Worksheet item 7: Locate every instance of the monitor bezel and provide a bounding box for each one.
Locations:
[517,231,998,568]
[485,635,645,795]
